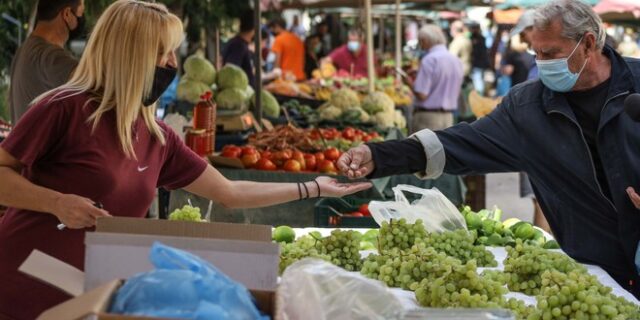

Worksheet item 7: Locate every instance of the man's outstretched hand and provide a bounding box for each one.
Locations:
[627,187,640,209]
[337,145,375,179]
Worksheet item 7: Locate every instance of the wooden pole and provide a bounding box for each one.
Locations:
[254,0,263,122]
[395,0,402,82]
[365,0,375,93]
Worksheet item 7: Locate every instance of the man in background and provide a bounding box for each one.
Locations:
[269,17,306,81]
[407,24,463,132]
[222,10,256,86]
[9,0,84,124]
[470,23,490,95]
[324,29,369,77]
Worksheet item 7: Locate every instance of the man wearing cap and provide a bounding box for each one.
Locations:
[338,0,640,298]
[511,9,539,80]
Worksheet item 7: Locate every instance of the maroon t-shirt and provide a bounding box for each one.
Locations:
[0,91,207,319]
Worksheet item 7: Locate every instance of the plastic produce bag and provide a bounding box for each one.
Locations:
[110,242,268,320]
[276,258,405,320]
[369,185,467,233]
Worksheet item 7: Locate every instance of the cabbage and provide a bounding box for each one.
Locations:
[176,79,211,104]
[394,110,406,129]
[217,64,249,90]
[251,90,280,118]
[215,88,248,110]
[183,55,216,86]
[329,88,360,110]
[373,110,396,128]
[362,91,395,115]
[244,85,255,104]
[319,105,343,121]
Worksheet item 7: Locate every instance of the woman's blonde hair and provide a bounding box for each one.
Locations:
[37,0,183,157]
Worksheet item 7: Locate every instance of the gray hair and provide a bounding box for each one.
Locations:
[418,24,446,46]
[533,0,606,49]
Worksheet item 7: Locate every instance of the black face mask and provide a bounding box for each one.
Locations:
[143,66,177,107]
[66,13,86,40]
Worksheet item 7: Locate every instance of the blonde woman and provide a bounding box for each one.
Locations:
[0,1,371,318]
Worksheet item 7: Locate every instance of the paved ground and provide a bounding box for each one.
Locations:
[485,172,534,222]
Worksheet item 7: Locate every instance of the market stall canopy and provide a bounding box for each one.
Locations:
[496,0,599,9]
[593,0,640,24]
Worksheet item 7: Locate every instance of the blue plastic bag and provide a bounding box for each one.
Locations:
[109,242,269,320]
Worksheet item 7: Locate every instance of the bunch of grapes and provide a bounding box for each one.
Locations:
[168,205,204,222]
[279,235,330,274]
[481,269,509,286]
[378,218,428,252]
[501,297,536,320]
[319,230,363,271]
[503,240,585,295]
[361,244,459,291]
[527,270,639,320]
[421,229,497,267]
[414,259,507,309]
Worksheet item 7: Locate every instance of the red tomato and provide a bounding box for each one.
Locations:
[342,127,356,140]
[315,152,325,163]
[283,159,302,172]
[358,204,371,216]
[318,159,337,174]
[260,150,273,160]
[241,153,260,168]
[304,154,317,171]
[241,146,257,156]
[292,151,306,170]
[324,147,341,161]
[255,158,276,171]
[221,148,241,158]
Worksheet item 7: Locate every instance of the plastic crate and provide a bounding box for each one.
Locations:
[314,197,379,228]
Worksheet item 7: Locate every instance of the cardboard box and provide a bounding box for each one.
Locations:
[84,217,279,291]
[18,229,277,319]
[37,279,275,320]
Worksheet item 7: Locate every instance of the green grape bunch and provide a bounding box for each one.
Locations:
[527,270,639,320]
[415,259,507,309]
[168,205,204,222]
[279,235,330,274]
[378,218,428,252]
[421,229,498,267]
[503,240,585,295]
[319,230,363,271]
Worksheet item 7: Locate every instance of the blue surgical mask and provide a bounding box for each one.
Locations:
[536,36,588,92]
[347,41,360,52]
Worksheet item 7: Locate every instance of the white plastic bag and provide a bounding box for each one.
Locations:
[276,259,405,320]
[368,185,467,233]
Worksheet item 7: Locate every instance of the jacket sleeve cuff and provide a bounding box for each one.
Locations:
[410,129,445,179]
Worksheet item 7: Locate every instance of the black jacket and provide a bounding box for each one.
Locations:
[438,46,640,290]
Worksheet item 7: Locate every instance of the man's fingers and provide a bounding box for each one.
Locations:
[627,187,640,208]
[350,148,366,170]
[336,152,353,174]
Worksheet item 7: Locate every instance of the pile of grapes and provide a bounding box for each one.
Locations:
[319,230,362,271]
[503,240,585,295]
[168,205,204,222]
[378,219,428,252]
[279,235,330,274]
[422,228,497,267]
[528,270,639,319]
[277,219,639,320]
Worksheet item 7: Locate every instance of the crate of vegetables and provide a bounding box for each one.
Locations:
[314,198,378,228]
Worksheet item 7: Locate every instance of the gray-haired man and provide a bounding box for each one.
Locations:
[338,0,640,298]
